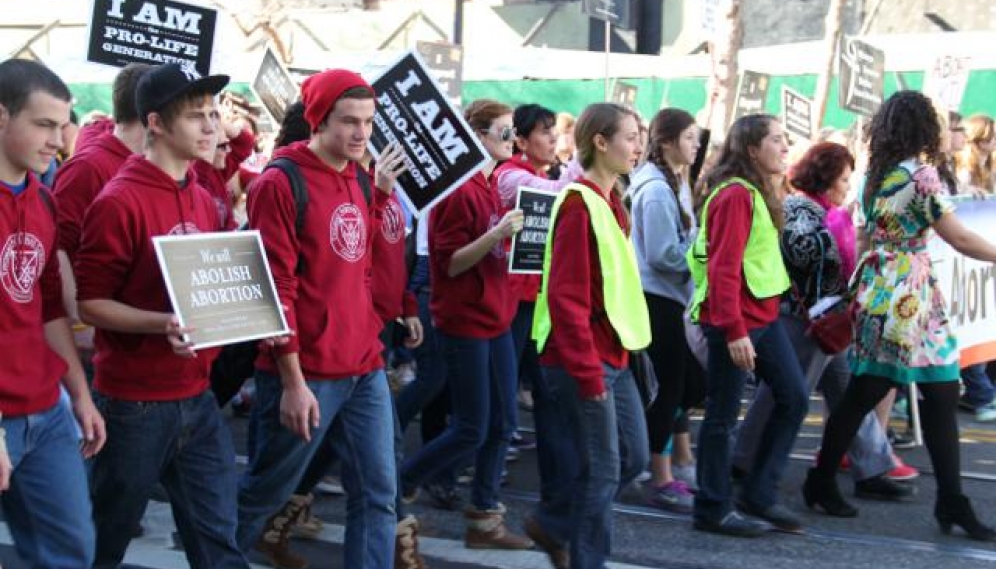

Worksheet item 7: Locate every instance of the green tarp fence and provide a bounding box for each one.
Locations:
[69,70,996,130]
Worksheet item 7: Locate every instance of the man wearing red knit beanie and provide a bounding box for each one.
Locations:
[235,68,410,569]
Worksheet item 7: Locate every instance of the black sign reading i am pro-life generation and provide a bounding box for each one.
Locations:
[509,187,558,275]
[368,50,489,217]
[87,0,217,76]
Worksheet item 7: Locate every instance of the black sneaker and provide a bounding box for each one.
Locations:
[511,431,537,450]
[855,474,915,501]
[693,512,770,538]
[424,483,464,511]
[887,428,916,450]
[739,502,803,534]
[959,396,977,412]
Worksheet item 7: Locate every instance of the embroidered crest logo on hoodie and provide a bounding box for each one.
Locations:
[330,202,366,262]
[381,199,405,244]
[1,232,44,303]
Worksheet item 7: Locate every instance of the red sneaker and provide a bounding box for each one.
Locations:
[886,455,919,481]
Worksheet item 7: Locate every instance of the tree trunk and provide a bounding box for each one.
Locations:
[703,0,743,139]
[812,0,846,137]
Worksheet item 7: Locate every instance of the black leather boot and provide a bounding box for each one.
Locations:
[802,468,858,518]
[935,494,996,541]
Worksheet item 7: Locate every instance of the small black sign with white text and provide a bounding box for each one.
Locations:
[509,187,558,274]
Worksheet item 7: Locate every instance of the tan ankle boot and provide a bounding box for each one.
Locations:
[464,504,534,550]
[394,515,429,569]
[255,497,310,569]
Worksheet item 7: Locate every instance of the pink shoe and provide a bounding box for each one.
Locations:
[886,455,919,481]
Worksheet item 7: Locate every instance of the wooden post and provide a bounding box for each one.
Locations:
[704,0,743,138]
[812,0,846,137]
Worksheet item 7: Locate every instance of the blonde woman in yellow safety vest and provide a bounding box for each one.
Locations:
[531,103,651,569]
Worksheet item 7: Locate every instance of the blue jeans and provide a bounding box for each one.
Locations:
[733,314,893,481]
[395,268,446,431]
[961,363,995,408]
[543,364,649,569]
[1,403,94,568]
[510,301,543,391]
[92,390,247,569]
[237,370,396,569]
[401,330,517,510]
[695,321,808,523]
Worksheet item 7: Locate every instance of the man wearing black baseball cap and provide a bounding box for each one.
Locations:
[76,62,251,569]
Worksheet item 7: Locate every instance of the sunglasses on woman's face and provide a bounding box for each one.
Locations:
[482,126,517,142]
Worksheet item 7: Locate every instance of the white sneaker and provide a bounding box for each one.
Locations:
[673,463,697,490]
[316,475,344,495]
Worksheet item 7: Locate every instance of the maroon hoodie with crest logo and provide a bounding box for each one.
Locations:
[75,154,222,401]
[248,141,388,379]
[0,174,69,417]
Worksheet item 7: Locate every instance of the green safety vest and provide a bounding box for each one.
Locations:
[687,177,790,322]
[532,183,651,353]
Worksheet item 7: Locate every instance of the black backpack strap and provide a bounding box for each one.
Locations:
[355,165,373,206]
[263,157,308,274]
[37,187,56,221]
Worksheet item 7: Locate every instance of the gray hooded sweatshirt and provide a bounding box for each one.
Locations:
[627,161,696,305]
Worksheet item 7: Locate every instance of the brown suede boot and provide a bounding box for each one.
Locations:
[524,514,569,569]
[289,493,324,540]
[255,497,310,569]
[464,504,534,550]
[394,515,429,569]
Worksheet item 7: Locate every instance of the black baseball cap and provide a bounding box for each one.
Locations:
[136,63,230,126]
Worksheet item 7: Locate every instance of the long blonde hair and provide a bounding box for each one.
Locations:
[955,114,995,190]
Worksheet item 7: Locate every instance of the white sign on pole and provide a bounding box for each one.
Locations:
[923,54,971,112]
[701,0,728,37]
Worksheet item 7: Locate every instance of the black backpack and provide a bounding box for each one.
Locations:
[209,159,373,406]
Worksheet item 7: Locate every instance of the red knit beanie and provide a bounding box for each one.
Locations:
[300,69,375,131]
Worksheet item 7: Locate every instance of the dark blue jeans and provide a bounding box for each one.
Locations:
[694,321,808,523]
[401,330,517,510]
[91,390,247,569]
[395,261,446,431]
[510,301,543,391]
[237,370,396,569]
[2,402,94,569]
[529,364,579,546]
[961,363,995,408]
[543,364,649,569]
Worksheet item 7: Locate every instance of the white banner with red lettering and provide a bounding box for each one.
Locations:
[927,196,996,367]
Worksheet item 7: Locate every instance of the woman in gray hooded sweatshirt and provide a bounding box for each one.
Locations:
[628,108,706,512]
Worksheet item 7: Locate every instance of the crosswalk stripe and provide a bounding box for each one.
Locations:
[0,501,659,569]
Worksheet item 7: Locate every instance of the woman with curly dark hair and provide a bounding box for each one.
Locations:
[803,91,996,541]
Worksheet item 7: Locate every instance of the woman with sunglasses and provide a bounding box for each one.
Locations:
[399,99,534,550]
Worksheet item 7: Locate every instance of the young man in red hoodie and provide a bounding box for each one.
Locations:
[236,69,404,569]
[192,113,254,231]
[0,58,105,569]
[75,63,251,569]
[53,63,149,371]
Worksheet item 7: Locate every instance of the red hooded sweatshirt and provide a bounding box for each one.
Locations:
[493,154,547,303]
[75,155,222,401]
[73,117,114,155]
[538,178,629,398]
[192,128,254,231]
[0,175,69,416]
[429,171,514,339]
[248,142,387,379]
[53,131,132,261]
[370,190,417,325]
